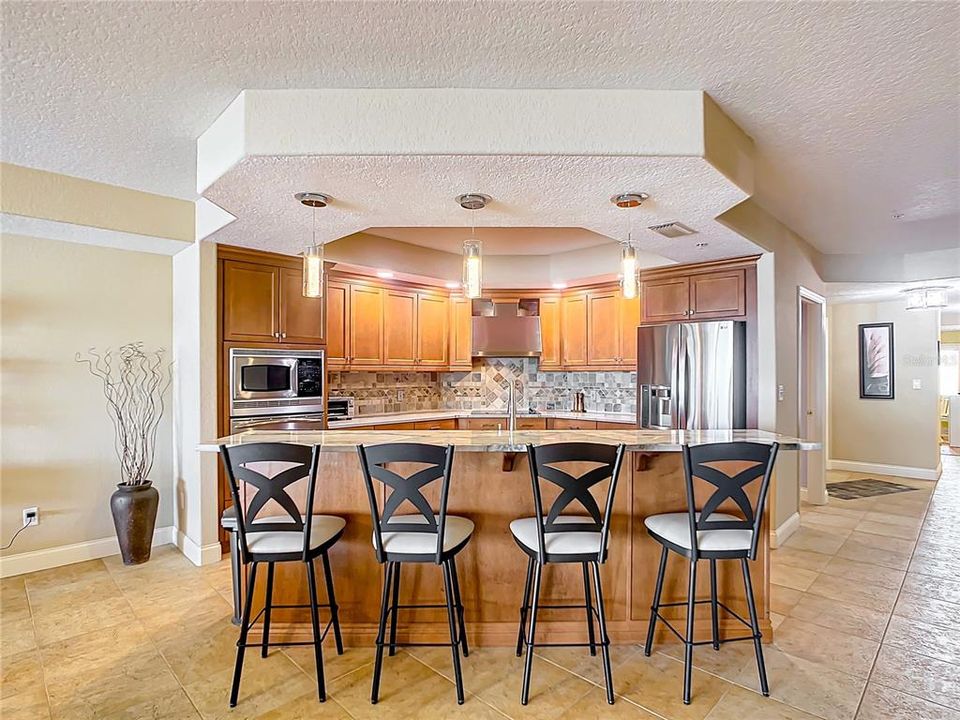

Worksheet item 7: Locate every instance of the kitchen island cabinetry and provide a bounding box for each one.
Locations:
[202,428,813,647]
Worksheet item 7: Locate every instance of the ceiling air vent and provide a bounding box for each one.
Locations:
[648,222,698,239]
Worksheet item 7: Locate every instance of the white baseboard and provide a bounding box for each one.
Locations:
[0,526,176,578]
[827,459,941,481]
[770,512,801,549]
[175,530,222,567]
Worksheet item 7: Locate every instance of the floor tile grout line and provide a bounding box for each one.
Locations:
[852,464,945,719]
[400,648,513,718]
[21,567,55,718]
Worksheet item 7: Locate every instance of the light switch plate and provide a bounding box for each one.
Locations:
[777,385,785,402]
[912,379,922,390]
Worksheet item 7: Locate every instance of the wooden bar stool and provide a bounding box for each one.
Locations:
[643,441,779,705]
[357,442,473,705]
[512,442,626,705]
[219,442,346,707]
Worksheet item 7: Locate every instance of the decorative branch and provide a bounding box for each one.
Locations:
[76,342,172,486]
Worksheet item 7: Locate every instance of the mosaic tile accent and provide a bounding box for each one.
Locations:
[328,371,443,416]
[440,358,637,414]
[826,479,918,500]
[329,359,637,416]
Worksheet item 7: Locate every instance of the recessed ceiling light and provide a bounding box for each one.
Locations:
[445,281,461,289]
[695,242,709,248]
[552,282,568,289]
[376,270,394,279]
[456,193,491,210]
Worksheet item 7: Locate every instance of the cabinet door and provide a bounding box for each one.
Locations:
[416,294,449,367]
[414,419,457,430]
[278,267,324,344]
[448,297,473,370]
[587,290,621,365]
[349,285,384,365]
[383,289,417,366]
[539,296,561,369]
[547,418,598,430]
[689,269,746,320]
[325,281,350,367]
[596,421,637,429]
[222,260,279,343]
[620,293,640,367]
[560,293,588,367]
[640,276,690,324]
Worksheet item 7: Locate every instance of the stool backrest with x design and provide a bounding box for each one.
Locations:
[681,441,779,560]
[525,442,626,562]
[357,442,455,564]
[219,442,320,562]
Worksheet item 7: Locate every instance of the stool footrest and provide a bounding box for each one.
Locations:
[653,599,751,629]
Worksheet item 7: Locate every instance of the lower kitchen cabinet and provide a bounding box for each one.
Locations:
[414,419,457,430]
[596,421,637,429]
[547,418,597,430]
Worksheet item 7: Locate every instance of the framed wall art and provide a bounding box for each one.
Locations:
[859,322,894,399]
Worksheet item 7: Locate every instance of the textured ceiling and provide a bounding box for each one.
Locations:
[365,227,614,256]
[827,279,960,310]
[202,154,755,264]
[2,1,957,255]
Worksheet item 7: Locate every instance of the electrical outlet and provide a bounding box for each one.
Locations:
[22,507,39,527]
[397,390,405,402]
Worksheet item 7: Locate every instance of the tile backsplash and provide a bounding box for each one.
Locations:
[329,359,636,416]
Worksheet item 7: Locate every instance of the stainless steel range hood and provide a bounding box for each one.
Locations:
[471,298,542,357]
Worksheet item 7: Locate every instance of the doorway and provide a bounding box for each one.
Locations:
[798,287,828,504]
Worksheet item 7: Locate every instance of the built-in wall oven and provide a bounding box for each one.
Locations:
[229,348,325,432]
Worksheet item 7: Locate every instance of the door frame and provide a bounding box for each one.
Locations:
[797,286,828,505]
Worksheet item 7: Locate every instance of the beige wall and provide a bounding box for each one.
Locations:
[1,163,195,242]
[718,199,826,530]
[1,233,174,557]
[829,301,940,471]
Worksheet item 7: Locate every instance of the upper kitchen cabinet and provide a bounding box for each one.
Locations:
[586,289,621,365]
[448,296,473,371]
[383,288,418,366]
[560,292,588,366]
[538,296,561,369]
[348,284,385,366]
[220,253,324,345]
[416,293,449,367]
[639,256,757,324]
[325,281,350,367]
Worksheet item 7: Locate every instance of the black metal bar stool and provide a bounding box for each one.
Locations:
[643,441,779,705]
[357,442,473,705]
[219,442,346,707]
[512,442,626,705]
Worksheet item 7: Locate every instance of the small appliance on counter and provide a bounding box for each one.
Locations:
[228,348,326,432]
[572,390,586,413]
[326,396,356,422]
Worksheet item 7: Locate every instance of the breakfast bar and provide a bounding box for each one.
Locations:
[201,428,815,649]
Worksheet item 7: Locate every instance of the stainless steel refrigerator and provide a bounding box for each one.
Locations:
[636,321,747,430]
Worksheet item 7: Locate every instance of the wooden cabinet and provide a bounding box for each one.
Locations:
[417,294,449,367]
[539,296,561,369]
[449,297,473,371]
[620,294,640,366]
[547,417,597,430]
[325,281,350,367]
[414,419,457,430]
[596,421,637,429]
[349,285,384,366]
[279,268,325,344]
[689,270,745,320]
[640,267,747,324]
[561,292,588,366]
[222,260,280,343]
[383,289,417,366]
[222,259,323,345]
[587,290,621,365]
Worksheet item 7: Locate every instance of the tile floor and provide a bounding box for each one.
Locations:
[2,455,958,719]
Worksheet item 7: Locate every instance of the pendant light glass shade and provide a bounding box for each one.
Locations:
[620,243,638,299]
[302,244,324,298]
[462,239,482,299]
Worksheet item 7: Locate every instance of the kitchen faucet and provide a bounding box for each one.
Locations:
[508,379,522,433]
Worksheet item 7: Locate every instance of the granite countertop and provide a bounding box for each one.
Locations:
[326,409,637,428]
[199,428,820,453]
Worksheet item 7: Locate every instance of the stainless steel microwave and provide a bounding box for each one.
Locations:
[229,348,325,417]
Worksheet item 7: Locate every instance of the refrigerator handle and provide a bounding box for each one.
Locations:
[676,326,686,429]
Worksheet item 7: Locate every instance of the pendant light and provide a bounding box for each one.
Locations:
[457,194,490,299]
[296,192,329,298]
[611,193,648,299]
